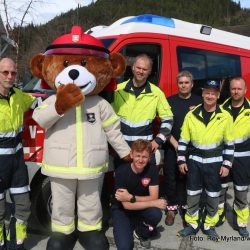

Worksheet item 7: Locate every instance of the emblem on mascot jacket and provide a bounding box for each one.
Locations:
[86,113,96,124]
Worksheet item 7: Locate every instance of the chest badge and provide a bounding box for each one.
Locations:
[86,113,96,124]
[141,178,151,187]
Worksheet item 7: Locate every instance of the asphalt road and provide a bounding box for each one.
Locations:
[24,183,250,250]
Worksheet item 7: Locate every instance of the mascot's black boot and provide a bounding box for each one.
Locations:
[78,230,109,250]
[6,217,26,250]
[46,231,78,250]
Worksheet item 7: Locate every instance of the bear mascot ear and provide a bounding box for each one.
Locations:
[30,53,45,79]
[110,53,126,78]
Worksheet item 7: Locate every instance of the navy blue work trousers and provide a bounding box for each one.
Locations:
[111,206,162,250]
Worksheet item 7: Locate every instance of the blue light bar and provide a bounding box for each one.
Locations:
[121,14,175,28]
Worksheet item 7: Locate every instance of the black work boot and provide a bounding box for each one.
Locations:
[46,231,78,250]
[78,230,109,250]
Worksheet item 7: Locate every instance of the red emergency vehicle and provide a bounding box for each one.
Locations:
[23,14,250,229]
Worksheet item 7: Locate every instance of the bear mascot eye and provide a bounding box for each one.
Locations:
[63,60,69,67]
[81,60,87,67]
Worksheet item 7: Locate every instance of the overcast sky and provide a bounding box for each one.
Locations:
[1,0,250,27]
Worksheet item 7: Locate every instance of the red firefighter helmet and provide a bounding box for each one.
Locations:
[45,26,110,58]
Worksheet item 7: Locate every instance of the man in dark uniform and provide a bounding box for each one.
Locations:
[163,71,202,226]
[112,139,167,250]
[0,58,36,250]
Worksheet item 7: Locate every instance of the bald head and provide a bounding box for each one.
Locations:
[230,77,247,106]
[0,57,17,96]
[0,58,16,68]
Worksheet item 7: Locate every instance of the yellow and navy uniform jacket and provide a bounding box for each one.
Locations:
[177,104,235,168]
[0,87,35,155]
[112,79,173,145]
[221,98,250,160]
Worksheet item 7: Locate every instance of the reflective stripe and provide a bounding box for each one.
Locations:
[52,220,75,234]
[161,117,173,122]
[234,135,250,144]
[235,185,248,191]
[177,156,186,162]
[76,107,83,168]
[156,133,166,142]
[225,140,235,146]
[0,193,4,200]
[234,151,250,157]
[0,143,22,155]
[189,155,223,164]
[179,138,189,144]
[120,118,151,128]
[0,126,23,138]
[223,149,234,155]
[178,145,187,151]
[187,189,202,195]
[205,189,220,197]
[102,115,119,128]
[160,123,172,130]
[221,183,229,188]
[36,103,48,109]
[9,185,30,194]
[192,141,222,150]
[78,219,102,232]
[123,135,153,142]
[222,160,232,167]
[218,203,225,208]
[43,163,109,175]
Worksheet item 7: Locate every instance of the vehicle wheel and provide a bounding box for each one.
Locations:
[30,174,52,231]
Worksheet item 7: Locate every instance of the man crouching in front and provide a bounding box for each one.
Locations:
[111,139,167,250]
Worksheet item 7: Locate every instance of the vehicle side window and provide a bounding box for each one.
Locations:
[177,46,241,100]
[118,43,162,85]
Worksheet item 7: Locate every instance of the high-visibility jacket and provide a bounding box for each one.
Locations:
[32,95,130,180]
[112,79,173,145]
[177,104,235,168]
[0,87,35,154]
[221,98,250,160]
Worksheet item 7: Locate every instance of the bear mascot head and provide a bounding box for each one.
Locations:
[30,25,126,114]
[30,26,130,250]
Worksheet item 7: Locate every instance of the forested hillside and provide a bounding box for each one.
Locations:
[5,0,250,82]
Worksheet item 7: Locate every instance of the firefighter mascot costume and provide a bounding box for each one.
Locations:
[31,26,130,250]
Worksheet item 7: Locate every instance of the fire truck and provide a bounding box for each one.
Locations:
[23,14,250,229]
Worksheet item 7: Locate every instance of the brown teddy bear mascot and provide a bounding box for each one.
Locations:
[31,26,130,250]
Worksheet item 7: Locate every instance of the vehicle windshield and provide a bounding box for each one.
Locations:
[23,77,55,95]
[100,38,116,48]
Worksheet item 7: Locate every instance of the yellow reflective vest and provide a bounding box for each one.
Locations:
[177,104,235,168]
[112,79,173,145]
[221,98,250,159]
[0,87,35,152]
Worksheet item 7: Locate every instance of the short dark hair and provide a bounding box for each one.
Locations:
[131,139,152,155]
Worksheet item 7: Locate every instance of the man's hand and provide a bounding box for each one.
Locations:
[115,188,131,202]
[179,163,188,175]
[151,140,159,153]
[152,198,167,210]
[122,154,132,162]
[220,166,229,177]
[55,83,85,115]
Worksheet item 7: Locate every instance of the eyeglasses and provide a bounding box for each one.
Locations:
[0,71,17,77]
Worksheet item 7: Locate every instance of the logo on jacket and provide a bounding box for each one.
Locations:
[141,178,151,187]
[86,113,96,124]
